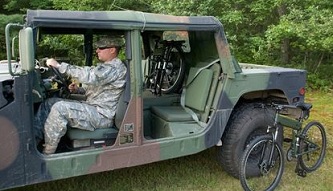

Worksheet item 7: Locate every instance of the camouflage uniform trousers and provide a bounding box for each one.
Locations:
[34,97,113,149]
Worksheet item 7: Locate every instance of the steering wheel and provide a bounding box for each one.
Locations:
[48,64,71,98]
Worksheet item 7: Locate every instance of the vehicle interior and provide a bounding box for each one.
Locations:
[27,27,222,154]
[141,30,222,140]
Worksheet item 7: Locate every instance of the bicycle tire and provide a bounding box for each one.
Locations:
[240,135,284,191]
[299,121,326,172]
[160,47,185,94]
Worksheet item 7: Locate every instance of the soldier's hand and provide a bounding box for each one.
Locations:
[46,58,60,68]
[68,82,78,93]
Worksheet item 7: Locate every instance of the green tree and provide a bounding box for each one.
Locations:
[0,14,24,60]
[148,0,333,71]
[2,0,53,13]
[147,0,281,63]
[266,1,333,69]
[52,0,151,11]
[1,0,332,88]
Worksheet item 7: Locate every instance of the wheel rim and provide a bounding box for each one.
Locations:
[161,51,184,93]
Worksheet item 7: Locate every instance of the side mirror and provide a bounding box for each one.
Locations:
[19,27,35,72]
[5,24,34,75]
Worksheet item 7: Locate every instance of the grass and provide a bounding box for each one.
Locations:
[9,91,333,191]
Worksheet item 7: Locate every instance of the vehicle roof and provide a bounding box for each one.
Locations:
[26,10,222,31]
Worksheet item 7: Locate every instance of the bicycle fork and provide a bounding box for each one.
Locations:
[294,133,308,177]
[259,126,279,174]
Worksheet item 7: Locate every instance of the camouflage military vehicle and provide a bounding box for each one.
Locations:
[0,10,307,190]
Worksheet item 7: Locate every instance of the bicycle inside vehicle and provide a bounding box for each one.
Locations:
[239,102,327,191]
[144,36,186,95]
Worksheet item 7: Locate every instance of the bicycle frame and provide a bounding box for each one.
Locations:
[274,104,319,159]
[155,44,173,95]
[276,114,302,158]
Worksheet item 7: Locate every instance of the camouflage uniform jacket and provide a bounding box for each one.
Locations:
[58,58,127,120]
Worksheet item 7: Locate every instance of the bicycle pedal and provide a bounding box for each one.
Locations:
[284,138,292,143]
[296,169,307,177]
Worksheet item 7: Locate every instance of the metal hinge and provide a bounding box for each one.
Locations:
[26,138,32,153]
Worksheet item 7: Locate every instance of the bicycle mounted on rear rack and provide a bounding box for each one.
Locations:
[145,38,186,96]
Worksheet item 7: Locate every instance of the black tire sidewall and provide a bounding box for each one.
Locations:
[161,48,185,94]
[218,102,279,178]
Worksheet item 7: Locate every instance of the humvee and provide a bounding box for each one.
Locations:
[0,10,307,190]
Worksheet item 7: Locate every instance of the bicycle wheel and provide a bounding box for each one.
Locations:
[160,47,185,94]
[299,121,326,172]
[240,135,284,191]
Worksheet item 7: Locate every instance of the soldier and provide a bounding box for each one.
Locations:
[34,36,127,154]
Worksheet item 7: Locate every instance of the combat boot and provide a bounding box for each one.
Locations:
[43,144,57,154]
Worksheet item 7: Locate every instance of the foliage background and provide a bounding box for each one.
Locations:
[1,1,332,191]
[1,0,333,90]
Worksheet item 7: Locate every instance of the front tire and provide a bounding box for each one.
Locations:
[240,135,284,191]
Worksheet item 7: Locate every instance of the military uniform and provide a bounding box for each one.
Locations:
[34,57,126,154]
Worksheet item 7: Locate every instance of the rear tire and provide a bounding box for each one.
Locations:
[217,102,283,178]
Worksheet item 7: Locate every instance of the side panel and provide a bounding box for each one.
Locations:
[0,25,37,190]
[0,76,30,190]
[218,69,306,109]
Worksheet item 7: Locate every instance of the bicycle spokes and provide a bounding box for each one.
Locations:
[145,41,185,95]
[240,136,284,191]
[299,121,326,172]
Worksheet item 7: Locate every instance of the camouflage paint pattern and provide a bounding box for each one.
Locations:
[0,10,306,190]
[0,116,19,171]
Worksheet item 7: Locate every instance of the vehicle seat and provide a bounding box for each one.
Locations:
[66,62,130,148]
[150,64,220,138]
[66,91,128,148]
[151,67,214,122]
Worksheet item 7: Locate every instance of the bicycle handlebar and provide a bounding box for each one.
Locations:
[271,102,312,121]
[271,102,312,112]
